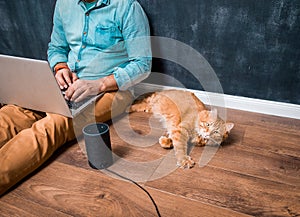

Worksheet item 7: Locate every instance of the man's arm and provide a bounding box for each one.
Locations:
[47,0,70,71]
[112,0,152,90]
[48,0,77,89]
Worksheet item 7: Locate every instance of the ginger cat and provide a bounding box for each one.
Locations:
[129,90,234,169]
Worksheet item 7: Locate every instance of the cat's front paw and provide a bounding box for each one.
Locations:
[177,156,195,169]
[159,136,173,149]
[191,136,207,146]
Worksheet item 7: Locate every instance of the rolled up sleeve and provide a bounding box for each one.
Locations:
[47,0,70,70]
[114,1,152,90]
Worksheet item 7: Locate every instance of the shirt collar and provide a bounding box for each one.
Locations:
[78,0,110,6]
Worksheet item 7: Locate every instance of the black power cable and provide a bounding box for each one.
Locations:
[104,168,162,217]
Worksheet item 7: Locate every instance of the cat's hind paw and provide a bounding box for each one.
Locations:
[177,156,195,169]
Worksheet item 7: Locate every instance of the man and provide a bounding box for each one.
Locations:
[0,0,151,196]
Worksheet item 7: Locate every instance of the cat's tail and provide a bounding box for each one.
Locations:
[127,92,155,113]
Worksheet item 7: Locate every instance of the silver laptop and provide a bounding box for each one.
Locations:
[0,54,103,118]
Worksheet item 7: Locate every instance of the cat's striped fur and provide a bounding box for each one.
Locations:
[129,90,234,168]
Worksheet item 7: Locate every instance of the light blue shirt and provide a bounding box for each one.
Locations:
[47,0,152,90]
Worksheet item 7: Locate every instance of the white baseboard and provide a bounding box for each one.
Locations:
[134,83,300,120]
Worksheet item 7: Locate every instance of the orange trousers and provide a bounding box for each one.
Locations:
[0,91,132,196]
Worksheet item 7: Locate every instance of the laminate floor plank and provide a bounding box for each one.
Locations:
[207,144,300,187]
[145,166,300,217]
[146,187,252,217]
[0,194,72,217]
[241,126,300,157]
[226,109,300,134]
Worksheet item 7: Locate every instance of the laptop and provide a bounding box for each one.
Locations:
[0,54,103,118]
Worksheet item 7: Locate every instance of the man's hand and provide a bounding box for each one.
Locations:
[55,68,78,89]
[65,79,102,102]
[64,75,119,102]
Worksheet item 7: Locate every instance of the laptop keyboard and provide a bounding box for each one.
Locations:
[66,99,84,110]
[62,91,93,110]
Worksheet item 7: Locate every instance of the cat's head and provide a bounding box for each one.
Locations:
[197,109,234,146]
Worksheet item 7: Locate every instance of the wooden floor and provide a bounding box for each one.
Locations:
[0,108,299,217]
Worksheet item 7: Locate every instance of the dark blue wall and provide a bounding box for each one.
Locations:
[0,0,55,59]
[0,0,299,104]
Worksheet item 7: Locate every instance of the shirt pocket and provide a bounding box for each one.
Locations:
[95,25,123,50]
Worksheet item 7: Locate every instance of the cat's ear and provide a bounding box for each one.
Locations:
[210,108,218,121]
[225,123,234,132]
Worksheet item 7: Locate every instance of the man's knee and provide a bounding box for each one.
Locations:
[95,90,133,121]
[33,113,75,145]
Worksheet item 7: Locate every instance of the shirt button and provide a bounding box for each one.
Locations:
[77,59,80,62]
[82,45,86,49]
[83,32,87,35]
[86,13,89,16]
